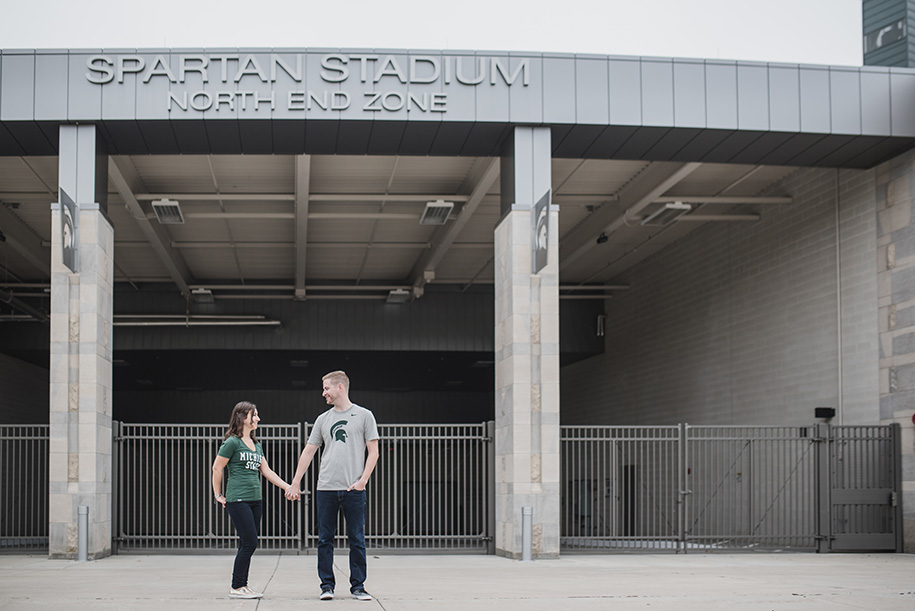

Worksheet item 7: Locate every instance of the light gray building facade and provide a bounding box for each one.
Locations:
[1,43,914,557]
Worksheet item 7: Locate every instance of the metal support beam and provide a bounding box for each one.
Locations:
[109,158,192,297]
[559,162,702,271]
[409,158,500,297]
[294,155,311,300]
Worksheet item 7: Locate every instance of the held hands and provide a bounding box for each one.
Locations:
[284,482,301,501]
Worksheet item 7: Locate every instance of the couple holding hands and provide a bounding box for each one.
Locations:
[211,370,380,601]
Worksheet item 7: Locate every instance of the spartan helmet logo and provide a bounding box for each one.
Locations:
[331,420,348,443]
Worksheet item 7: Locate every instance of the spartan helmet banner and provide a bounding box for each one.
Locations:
[59,188,79,273]
[532,189,551,274]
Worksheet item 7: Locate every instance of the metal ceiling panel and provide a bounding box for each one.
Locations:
[0,152,801,300]
[182,248,243,279]
[310,156,398,193]
[113,247,172,279]
[209,156,294,193]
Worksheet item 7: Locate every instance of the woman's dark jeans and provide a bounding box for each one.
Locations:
[225,500,263,589]
[316,490,366,592]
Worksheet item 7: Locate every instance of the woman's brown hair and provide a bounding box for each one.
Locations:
[224,401,258,443]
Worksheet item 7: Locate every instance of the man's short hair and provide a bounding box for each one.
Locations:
[322,370,350,391]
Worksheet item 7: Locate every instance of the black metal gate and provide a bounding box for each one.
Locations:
[822,425,903,552]
[560,423,903,553]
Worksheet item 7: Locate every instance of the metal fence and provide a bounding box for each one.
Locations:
[0,422,900,555]
[114,421,493,553]
[0,425,48,551]
[113,422,303,552]
[559,424,902,553]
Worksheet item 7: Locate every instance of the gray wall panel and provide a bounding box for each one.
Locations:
[672,60,705,128]
[1,52,34,120]
[67,53,102,120]
[541,55,572,124]
[509,53,542,124]
[830,68,863,134]
[101,55,138,121]
[200,50,239,121]
[34,52,68,121]
[246,51,285,120]
[768,65,800,132]
[361,52,409,122]
[891,70,915,136]
[608,58,641,125]
[442,53,476,122]
[271,50,308,121]
[135,53,171,121]
[403,52,446,125]
[335,48,374,122]
[575,57,609,124]
[475,53,509,123]
[800,66,832,133]
[640,59,674,127]
[862,70,893,135]
[705,61,738,129]
[410,52,448,124]
[737,63,769,131]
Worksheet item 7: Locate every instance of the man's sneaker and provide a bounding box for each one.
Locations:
[229,586,263,599]
[351,589,372,601]
[320,587,334,600]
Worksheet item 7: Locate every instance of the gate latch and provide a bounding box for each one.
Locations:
[890,491,898,507]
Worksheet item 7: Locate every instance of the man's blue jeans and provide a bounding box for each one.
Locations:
[316,489,367,592]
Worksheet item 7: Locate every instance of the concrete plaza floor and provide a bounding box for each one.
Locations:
[2,552,914,610]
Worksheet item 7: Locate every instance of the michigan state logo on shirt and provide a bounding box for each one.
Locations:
[331,420,348,443]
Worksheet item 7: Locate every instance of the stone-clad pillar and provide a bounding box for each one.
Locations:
[494,127,560,558]
[49,125,113,559]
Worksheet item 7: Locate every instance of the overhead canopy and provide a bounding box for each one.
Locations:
[2,49,915,167]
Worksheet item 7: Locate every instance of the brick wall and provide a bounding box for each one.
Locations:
[562,166,879,427]
[560,156,915,550]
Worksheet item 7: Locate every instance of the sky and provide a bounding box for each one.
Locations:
[0,0,864,66]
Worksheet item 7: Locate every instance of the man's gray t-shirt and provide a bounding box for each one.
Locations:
[308,404,379,490]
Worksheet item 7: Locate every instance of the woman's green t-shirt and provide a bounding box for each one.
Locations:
[217,436,264,502]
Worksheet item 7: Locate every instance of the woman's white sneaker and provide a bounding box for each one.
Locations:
[229,586,263,599]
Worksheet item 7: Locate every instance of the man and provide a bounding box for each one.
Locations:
[286,370,379,601]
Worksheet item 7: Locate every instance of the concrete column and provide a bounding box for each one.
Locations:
[49,124,113,559]
[494,127,560,558]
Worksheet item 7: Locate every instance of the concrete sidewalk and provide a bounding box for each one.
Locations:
[2,552,914,610]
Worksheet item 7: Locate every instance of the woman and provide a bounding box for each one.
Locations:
[212,401,292,599]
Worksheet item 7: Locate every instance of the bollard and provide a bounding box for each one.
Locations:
[521,506,533,561]
[77,506,88,562]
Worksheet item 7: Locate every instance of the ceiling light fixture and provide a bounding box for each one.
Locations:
[420,200,454,225]
[386,288,411,304]
[191,287,215,304]
[641,201,691,227]
[152,198,185,224]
